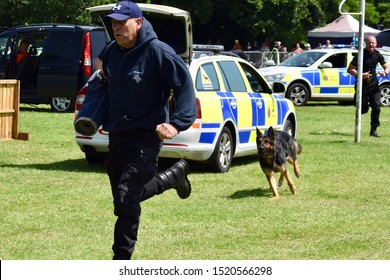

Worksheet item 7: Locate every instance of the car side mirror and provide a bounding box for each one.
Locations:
[265,60,276,67]
[272,82,286,93]
[319,62,333,68]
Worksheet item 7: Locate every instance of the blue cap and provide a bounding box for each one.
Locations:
[105,1,142,21]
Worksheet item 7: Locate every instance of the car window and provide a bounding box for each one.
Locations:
[102,10,189,60]
[377,30,390,47]
[5,33,47,78]
[239,62,268,93]
[20,34,47,55]
[0,36,11,78]
[324,53,347,68]
[280,51,326,67]
[382,54,390,64]
[44,29,83,60]
[145,13,187,56]
[89,29,107,60]
[195,62,219,91]
[217,60,246,92]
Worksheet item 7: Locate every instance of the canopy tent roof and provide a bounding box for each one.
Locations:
[308,14,380,38]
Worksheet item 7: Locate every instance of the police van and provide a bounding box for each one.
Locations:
[74,3,297,172]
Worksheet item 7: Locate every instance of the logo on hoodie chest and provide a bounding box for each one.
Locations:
[132,71,143,84]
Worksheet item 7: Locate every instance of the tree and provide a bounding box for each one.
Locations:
[0,0,111,28]
[1,0,388,50]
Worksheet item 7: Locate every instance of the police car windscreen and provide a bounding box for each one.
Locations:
[279,51,327,67]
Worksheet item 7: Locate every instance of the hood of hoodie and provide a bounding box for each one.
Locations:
[132,17,157,51]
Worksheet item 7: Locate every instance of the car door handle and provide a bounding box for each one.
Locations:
[256,100,263,109]
[230,99,237,109]
[39,66,51,70]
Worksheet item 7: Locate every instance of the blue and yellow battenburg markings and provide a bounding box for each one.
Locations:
[198,91,289,145]
[299,69,353,94]
[199,91,237,144]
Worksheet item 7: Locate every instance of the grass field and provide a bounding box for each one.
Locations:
[0,103,389,260]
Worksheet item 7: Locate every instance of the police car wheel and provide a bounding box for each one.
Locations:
[50,97,75,113]
[379,84,390,107]
[286,83,309,106]
[338,100,354,106]
[208,127,233,173]
[283,119,295,138]
[85,152,105,164]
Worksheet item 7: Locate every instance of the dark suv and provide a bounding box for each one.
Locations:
[0,24,108,112]
[377,29,390,48]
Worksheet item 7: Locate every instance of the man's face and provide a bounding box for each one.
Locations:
[365,37,377,54]
[111,17,142,49]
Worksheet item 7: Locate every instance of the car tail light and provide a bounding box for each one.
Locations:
[74,85,88,118]
[195,97,201,119]
[82,32,92,77]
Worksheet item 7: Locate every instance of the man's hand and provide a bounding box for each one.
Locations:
[363,71,372,79]
[156,123,178,140]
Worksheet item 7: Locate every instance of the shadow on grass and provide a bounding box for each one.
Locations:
[20,104,52,112]
[1,158,105,173]
[1,155,259,174]
[228,187,270,199]
[303,102,352,107]
[309,131,353,137]
[160,155,259,174]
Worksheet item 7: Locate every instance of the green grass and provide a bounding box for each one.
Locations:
[1,103,389,260]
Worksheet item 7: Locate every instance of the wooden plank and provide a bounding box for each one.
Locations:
[0,80,20,140]
[12,80,20,139]
[0,109,16,113]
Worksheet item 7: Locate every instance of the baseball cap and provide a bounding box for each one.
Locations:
[105,1,142,21]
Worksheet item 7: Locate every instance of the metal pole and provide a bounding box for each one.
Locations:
[339,0,366,143]
[355,0,366,143]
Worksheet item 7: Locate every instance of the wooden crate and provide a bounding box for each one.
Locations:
[0,80,21,140]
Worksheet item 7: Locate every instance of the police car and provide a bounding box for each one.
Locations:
[258,48,390,106]
[74,3,297,173]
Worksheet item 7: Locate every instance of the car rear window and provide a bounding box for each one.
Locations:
[102,11,187,56]
[195,62,219,91]
[89,29,107,59]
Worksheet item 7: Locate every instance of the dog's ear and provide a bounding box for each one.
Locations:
[268,126,275,138]
[256,127,263,138]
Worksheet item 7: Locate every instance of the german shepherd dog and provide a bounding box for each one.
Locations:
[256,127,302,200]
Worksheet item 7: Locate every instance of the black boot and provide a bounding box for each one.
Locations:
[156,159,191,199]
[370,126,380,138]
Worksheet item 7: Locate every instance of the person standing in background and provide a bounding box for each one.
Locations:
[323,39,333,48]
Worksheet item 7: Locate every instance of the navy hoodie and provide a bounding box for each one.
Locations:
[101,18,196,133]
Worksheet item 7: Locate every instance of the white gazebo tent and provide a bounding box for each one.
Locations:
[308,14,380,46]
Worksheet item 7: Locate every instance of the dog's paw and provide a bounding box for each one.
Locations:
[292,189,297,195]
[293,164,300,178]
[270,195,280,200]
[289,185,297,195]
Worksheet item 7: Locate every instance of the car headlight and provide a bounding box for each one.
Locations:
[264,73,286,83]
